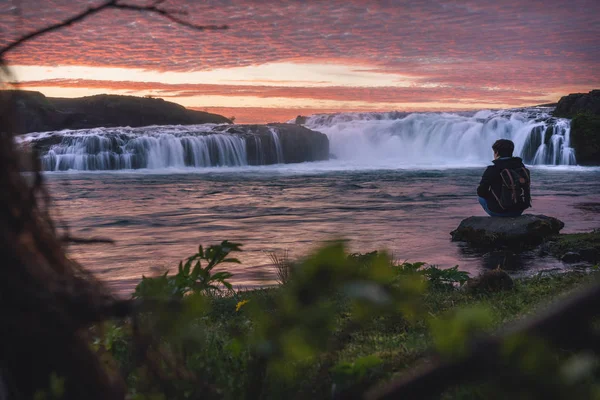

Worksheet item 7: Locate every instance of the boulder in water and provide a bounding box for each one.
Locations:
[450,214,564,249]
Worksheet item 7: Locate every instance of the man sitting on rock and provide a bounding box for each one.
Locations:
[477,139,532,217]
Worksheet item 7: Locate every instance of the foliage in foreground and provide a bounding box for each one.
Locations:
[92,242,600,400]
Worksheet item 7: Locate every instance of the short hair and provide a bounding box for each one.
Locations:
[492,139,514,157]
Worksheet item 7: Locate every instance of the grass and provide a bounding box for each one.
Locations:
[268,249,293,285]
[545,231,600,259]
[105,265,597,400]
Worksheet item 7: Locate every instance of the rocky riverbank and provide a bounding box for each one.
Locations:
[451,214,600,269]
[553,89,600,165]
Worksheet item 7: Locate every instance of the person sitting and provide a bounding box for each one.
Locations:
[477,139,531,217]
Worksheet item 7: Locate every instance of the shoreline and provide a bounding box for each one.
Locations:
[94,239,599,399]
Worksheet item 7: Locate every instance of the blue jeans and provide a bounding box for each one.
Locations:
[478,197,523,217]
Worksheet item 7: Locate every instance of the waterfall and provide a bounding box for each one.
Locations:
[269,127,285,164]
[20,125,290,171]
[19,107,579,172]
[303,107,576,166]
[36,133,247,170]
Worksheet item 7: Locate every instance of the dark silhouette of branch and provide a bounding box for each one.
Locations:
[0,0,228,59]
[367,281,600,400]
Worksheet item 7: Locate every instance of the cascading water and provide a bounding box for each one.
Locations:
[20,125,298,171]
[36,131,247,171]
[269,127,285,163]
[19,107,577,171]
[302,107,576,166]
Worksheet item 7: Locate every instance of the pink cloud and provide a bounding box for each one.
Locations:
[1,0,597,111]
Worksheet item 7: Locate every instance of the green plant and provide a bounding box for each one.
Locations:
[430,305,494,359]
[423,265,470,288]
[395,262,469,289]
[331,355,383,397]
[133,240,242,299]
[244,242,425,386]
[33,373,66,400]
[348,251,381,268]
[110,242,599,400]
[269,250,293,285]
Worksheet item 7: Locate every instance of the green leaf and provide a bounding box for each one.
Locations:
[212,272,234,281]
[430,305,494,359]
[49,373,65,398]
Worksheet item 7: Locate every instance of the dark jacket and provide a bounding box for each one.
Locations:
[477,157,529,213]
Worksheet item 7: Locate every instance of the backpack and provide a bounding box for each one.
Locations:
[494,167,532,211]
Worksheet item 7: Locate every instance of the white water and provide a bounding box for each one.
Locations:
[20,125,285,171]
[303,108,576,167]
[269,127,285,163]
[40,132,248,170]
[21,107,577,171]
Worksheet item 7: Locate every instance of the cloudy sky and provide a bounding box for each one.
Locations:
[1,0,598,122]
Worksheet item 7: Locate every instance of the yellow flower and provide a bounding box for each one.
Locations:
[235,299,250,312]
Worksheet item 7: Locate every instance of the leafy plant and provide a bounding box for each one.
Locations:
[395,262,469,289]
[348,251,381,268]
[430,305,494,359]
[133,240,242,299]
[423,265,470,288]
[331,355,383,398]
[33,373,66,400]
[244,242,425,383]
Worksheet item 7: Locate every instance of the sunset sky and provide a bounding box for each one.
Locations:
[1,0,599,123]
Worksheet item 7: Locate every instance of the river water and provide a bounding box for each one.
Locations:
[46,164,600,295]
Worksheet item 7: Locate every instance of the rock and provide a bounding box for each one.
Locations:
[561,252,582,263]
[1,90,232,134]
[483,250,520,270]
[466,269,514,292]
[214,123,329,164]
[294,115,308,125]
[544,231,600,263]
[550,89,600,165]
[450,214,564,250]
[569,114,600,165]
[579,248,599,263]
[553,89,600,118]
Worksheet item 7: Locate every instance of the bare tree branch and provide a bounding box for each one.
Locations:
[0,0,228,59]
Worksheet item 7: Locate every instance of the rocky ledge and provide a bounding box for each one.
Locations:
[450,214,564,249]
[213,123,329,164]
[553,89,600,165]
[540,229,600,264]
[553,89,600,119]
